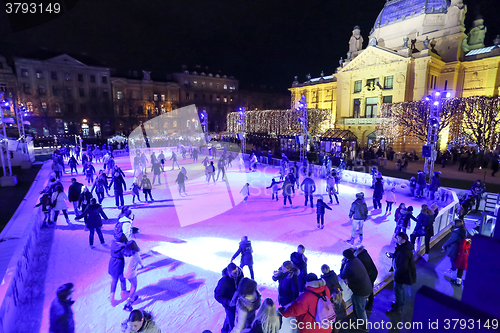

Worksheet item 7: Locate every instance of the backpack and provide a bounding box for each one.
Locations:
[307,290,336,326]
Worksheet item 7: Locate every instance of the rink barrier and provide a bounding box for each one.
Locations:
[0,162,51,333]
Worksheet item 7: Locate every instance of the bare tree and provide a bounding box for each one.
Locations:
[460,97,500,150]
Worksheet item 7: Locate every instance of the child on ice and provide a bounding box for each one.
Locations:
[266,178,282,201]
[240,183,250,204]
[36,190,52,227]
[316,198,332,229]
[386,187,397,213]
[130,182,142,204]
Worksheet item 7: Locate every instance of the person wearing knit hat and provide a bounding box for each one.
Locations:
[340,247,372,331]
[305,273,319,282]
[347,192,369,245]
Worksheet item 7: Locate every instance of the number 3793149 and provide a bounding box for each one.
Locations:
[6,3,61,14]
[443,319,498,330]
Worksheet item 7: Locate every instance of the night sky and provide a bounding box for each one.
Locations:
[0,0,499,91]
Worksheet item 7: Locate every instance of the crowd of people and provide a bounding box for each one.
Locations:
[38,141,478,333]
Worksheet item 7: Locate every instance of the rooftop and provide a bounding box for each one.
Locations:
[373,0,449,29]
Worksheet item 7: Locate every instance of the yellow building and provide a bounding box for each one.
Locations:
[290,0,500,150]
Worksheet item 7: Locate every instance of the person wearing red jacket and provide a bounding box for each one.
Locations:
[279,273,332,333]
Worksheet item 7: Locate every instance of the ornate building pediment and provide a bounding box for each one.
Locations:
[340,46,406,72]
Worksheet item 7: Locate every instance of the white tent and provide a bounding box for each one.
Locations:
[108,135,127,142]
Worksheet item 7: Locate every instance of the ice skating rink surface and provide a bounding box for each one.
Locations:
[37,152,430,332]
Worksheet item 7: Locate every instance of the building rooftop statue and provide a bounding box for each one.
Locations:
[373,0,449,29]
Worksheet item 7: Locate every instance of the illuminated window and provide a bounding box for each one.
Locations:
[224,84,227,90]
[224,96,227,103]
[209,82,213,88]
[154,94,158,101]
[354,80,362,93]
[117,91,123,99]
[161,94,165,101]
[365,97,378,118]
[36,70,43,79]
[193,81,198,86]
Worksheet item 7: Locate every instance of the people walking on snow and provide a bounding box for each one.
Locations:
[300,173,316,208]
[240,183,250,204]
[76,198,108,248]
[140,174,154,202]
[231,236,254,280]
[91,172,107,204]
[170,151,180,170]
[290,245,308,292]
[346,192,368,245]
[266,178,282,201]
[49,283,75,333]
[386,187,397,214]
[316,197,332,229]
[52,186,71,225]
[227,153,233,168]
[150,152,157,173]
[286,171,296,195]
[122,240,145,312]
[215,263,244,333]
[192,148,199,162]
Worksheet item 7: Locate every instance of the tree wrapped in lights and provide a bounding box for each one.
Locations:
[227,109,331,136]
[459,96,500,151]
[376,103,401,145]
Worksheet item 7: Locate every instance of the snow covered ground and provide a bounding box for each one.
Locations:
[35,151,434,333]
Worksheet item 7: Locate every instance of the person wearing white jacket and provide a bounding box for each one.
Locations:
[385,187,397,214]
[123,240,145,312]
[230,278,262,333]
[52,186,71,224]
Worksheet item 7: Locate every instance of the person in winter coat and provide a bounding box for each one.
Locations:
[108,234,128,305]
[49,283,75,333]
[326,173,339,204]
[346,192,368,245]
[170,151,180,170]
[231,236,254,279]
[394,206,417,237]
[157,151,165,171]
[272,261,300,306]
[52,186,71,225]
[443,219,468,285]
[470,179,486,212]
[429,171,441,200]
[91,174,107,204]
[394,203,405,226]
[123,310,161,333]
[410,204,438,260]
[207,161,216,184]
[78,186,93,220]
[123,240,144,312]
[266,178,282,201]
[372,177,384,210]
[140,175,154,202]
[316,198,332,229]
[68,156,79,175]
[130,182,142,204]
[320,264,341,297]
[408,177,416,196]
[150,152,157,172]
[249,298,282,333]
[175,170,188,196]
[192,148,199,162]
[416,171,426,198]
[109,174,127,208]
[300,173,316,208]
[290,245,308,292]
[230,278,262,333]
[279,273,332,333]
[85,162,96,185]
[386,232,416,316]
[68,178,83,215]
[249,153,258,172]
[217,158,227,181]
[152,161,162,185]
[282,178,294,208]
[52,159,64,180]
[36,191,52,227]
[76,198,108,248]
[354,245,378,312]
[215,263,244,333]
[240,183,250,204]
[370,167,378,189]
[340,249,372,329]
[386,187,397,213]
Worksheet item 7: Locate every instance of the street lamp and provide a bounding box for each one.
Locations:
[422,91,446,183]
[0,94,17,186]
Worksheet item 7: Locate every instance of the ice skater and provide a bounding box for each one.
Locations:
[326,172,339,204]
[152,161,162,185]
[85,161,96,185]
[75,198,108,248]
[157,151,165,171]
[207,161,216,184]
[240,183,250,204]
[170,151,180,170]
[35,190,52,227]
[91,173,107,204]
[227,153,233,168]
[130,182,142,204]
[68,156,79,175]
[346,192,368,245]
[52,186,71,225]
[372,177,384,210]
[282,177,293,208]
[217,158,226,181]
[266,178,282,201]
[409,176,416,197]
[394,205,416,237]
[192,148,198,162]
[150,151,157,173]
[300,173,316,208]
[249,153,258,172]
[316,197,332,229]
[386,187,397,214]
[109,173,127,208]
[175,169,188,196]
[108,233,128,306]
[140,174,154,202]
[231,236,254,279]
[123,240,145,312]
